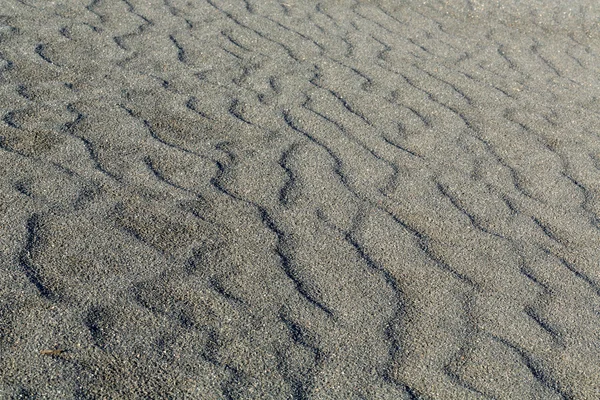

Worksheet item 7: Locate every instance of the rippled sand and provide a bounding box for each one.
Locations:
[1,0,599,398]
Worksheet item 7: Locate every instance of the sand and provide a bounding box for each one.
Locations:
[1,0,600,398]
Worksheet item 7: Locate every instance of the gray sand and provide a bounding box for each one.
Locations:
[1,0,599,398]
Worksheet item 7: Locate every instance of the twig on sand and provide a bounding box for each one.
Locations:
[39,349,67,357]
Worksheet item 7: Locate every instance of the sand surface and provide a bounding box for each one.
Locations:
[1,0,600,398]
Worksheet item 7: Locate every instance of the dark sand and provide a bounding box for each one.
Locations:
[1,0,600,398]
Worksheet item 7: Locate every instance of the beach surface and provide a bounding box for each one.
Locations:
[1,0,600,398]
